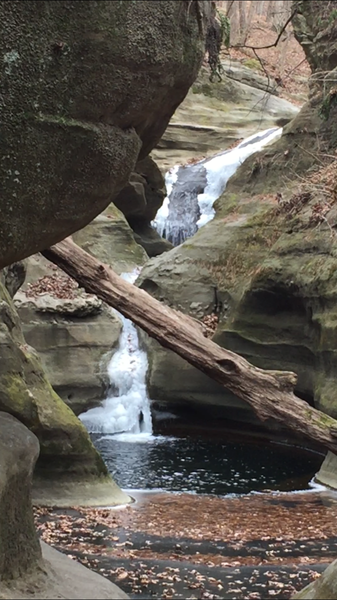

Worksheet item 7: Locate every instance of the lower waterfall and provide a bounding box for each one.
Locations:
[79,269,153,440]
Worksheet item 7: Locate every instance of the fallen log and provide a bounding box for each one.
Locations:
[43,238,337,454]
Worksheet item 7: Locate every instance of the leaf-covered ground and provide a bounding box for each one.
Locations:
[34,490,337,599]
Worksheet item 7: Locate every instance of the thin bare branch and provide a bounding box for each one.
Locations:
[231,7,297,50]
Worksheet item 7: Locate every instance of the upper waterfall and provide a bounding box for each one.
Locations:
[153,127,282,245]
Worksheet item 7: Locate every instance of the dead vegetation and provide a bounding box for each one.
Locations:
[216,1,310,105]
[273,152,337,231]
[201,313,219,337]
[25,274,79,299]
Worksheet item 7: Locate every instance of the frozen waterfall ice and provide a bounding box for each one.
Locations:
[197,127,282,228]
[79,269,153,439]
[153,164,180,240]
[152,127,282,244]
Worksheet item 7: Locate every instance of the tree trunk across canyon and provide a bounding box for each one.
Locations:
[43,238,337,455]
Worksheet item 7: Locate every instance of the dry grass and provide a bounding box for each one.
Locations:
[274,154,337,230]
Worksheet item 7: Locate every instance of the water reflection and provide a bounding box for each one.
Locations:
[91,434,323,496]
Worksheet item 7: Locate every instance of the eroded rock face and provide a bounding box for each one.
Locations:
[138,185,337,428]
[113,156,172,256]
[15,296,122,416]
[292,0,337,74]
[114,157,166,225]
[0,0,210,269]
[152,64,300,171]
[73,204,148,273]
[15,292,103,317]
[0,412,41,580]
[0,279,109,480]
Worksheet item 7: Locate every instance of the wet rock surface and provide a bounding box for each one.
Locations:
[158,163,207,246]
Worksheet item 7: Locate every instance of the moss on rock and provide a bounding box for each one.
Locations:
[0,280,108,480]
[73,203,148,273]
[138,165,337,424]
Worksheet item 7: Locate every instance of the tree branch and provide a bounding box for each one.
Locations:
[231,8,298,51]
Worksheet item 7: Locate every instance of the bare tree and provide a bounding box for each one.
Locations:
[256,0,266,16]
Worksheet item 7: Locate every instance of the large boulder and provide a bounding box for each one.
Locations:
[0,412,128,596]
[112,156,173,256]
[0,412,41,580]
[114,157,166,226]
[0,0,210,270]
[0,541,129,599]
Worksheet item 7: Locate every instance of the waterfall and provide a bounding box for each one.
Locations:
[153,127,282,244]
[153,164,180,240]
[197,127,282,228]
[79,269,153,440]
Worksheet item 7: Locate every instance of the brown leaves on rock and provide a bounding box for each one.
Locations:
[184,155,207,166]
[308,201,332,227]
[275,191,312,217]
[25,274,79,299]
[307,157,337,199]
[274,154,337,230]
[201,313,219,337]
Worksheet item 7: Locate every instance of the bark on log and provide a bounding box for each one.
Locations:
[43,238,337,454]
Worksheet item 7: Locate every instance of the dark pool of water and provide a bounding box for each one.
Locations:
[91,433,323,496]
